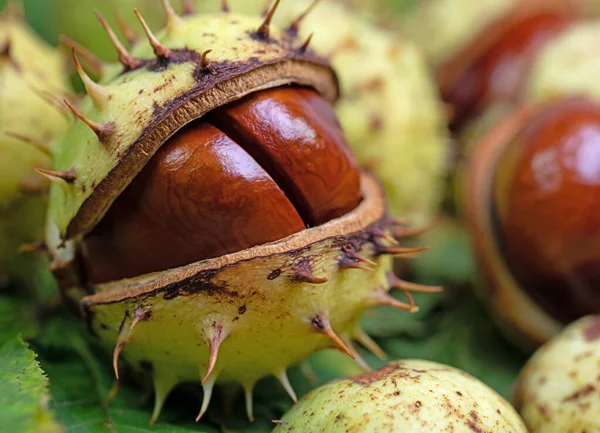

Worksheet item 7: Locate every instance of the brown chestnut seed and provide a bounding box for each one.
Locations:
[493,97,600,324]
[463,96,600,348]
[81,86,361,284]
[442,11,573,130]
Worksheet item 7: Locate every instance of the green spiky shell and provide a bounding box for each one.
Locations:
[274,359,527,432]
[514,316,600,433]
[196,0,447,226]
[526,21,600,102]
[45,8,426,421]
[0,7,69,287]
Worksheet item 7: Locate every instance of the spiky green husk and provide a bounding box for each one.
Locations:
[514,316,600,433]
[196,0,447,226]
[526,21,600,102]
[45,7,434,422]
[274,359,527,432]
[0,7,69,287]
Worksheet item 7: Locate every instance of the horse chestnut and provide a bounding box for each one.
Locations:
[462,96,600,348]
[44,2,440,423]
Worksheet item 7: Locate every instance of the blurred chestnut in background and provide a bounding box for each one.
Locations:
[462,97,600,350]
[437,3,581,131]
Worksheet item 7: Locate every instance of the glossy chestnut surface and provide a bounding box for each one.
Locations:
[493,98,600,323]
[81,87,362,283]
[443,12,573,130]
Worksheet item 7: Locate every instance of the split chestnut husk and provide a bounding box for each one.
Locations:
[44,2,440,423]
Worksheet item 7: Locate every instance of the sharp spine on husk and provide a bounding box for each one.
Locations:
[257,0,281,39]
[134,8,172,61]
[311,314,355,359]
[95,10,143,70]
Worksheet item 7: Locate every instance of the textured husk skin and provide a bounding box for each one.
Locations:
[274,359,527,432]
[514,315,600,433]
[196,0,447,226]
[0,9,69,286]
[79,173,393,389]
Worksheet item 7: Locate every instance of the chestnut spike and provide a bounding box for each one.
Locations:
[342,245,377,266]
[150,371,178,425]
[102,381,120,405]
[311,314,355,359]
[221,0,230,12]
[201,323,228,385]
[200,49,216,74]
[275,369,298,403]
[256,0,281,39]
[34,168,76,184]
[130,307,151,329]
[294,269,328,284]
[195,373,217,422]
[134,8,172,61]
[59,35,104,77]
[94,10,142,70]
[372,228,399,245]
[371,286,419,313]
[71,48,109,108]
[28,85,71,118]
[288,0,320,36]
[161,0,182,35]
[387,217,409,227]
[64,100,114,143]
[112,342,125,380]
[354,328,387,361]
[181,0,193,15]
[18,240,46,254]
[342,335,371,371]
[244,383,255,422]
[114,12,139,47]
[387,272,443,293]
[298,33,314,54]
[393,218,440,239]
[339,260,375,272]
[5,131,51,157]
[377,246,429,256]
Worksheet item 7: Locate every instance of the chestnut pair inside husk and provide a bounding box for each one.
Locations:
[42,1,442,423]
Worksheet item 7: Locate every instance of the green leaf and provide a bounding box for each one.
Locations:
[34,314,220,433]
[0,336,62,433]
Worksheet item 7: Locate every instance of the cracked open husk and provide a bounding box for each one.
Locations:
[45,3,441,423]
[0,5,69,288]
[273,359,527,432]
